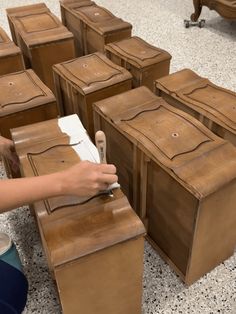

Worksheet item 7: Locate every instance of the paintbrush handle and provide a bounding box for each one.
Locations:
[95,130,115,198]
[95,130,107,164]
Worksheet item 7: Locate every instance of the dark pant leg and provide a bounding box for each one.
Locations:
[0,260,28,314]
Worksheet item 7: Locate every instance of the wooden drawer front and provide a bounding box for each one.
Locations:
[18,12,59,33]
[53,52,132,138]
[119,105,211,160]
[0,54,24,76]
[105,36,171,90]
[11,114,145,313]
[0,70,57,134]
[155,69,236,146]
[60,0,132,56]
[1,103,57,178]
[0,26,25,75]
[0,69,58,177]
[6,3,73,45]
[0,103,58,139]
[6,3,75,92]
[0,71,48,107]
[93,86,236,284]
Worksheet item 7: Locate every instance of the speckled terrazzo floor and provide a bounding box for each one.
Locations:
[0,0,236,313]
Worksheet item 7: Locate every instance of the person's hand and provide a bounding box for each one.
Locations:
[0,136,19,172]
[59,160,118,198]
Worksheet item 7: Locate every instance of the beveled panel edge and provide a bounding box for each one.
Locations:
[182,83,236,131]
[53,52,131,94]
[122,103,213,160]
[17,12,59,34]
[106,36,171,66]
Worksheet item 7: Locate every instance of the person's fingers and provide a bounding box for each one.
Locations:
[99,173,118,184]
[99,182,110,191]
[99,163,116,174]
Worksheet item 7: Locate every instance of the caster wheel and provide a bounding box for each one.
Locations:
[184,19,190,28]
[199,19,205,28]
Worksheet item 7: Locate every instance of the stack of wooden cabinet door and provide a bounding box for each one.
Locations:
[6,3,76,92]
[0,69,58,177]
[93,86,236,285]
[154,69,236,146]
[60,0,132,56]
[11,114,146,314]
[105,36,172,90]
[53,52,132,139]
[0,26,24,75]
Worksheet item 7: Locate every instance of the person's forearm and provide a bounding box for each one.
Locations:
[0,161,118,213]
[0,173,63,213]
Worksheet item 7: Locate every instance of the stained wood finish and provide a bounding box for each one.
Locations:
[0,69,58,139]
[0,26,25,75]
[6,3,75,92]
[105,36,172,91]
[53,52,132,138]
[0,69,58,177]
[11,114,145,314]
[60,0,132,56]
[93,86,236,285]
[155,69,236,146]
[191,0,236,21]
